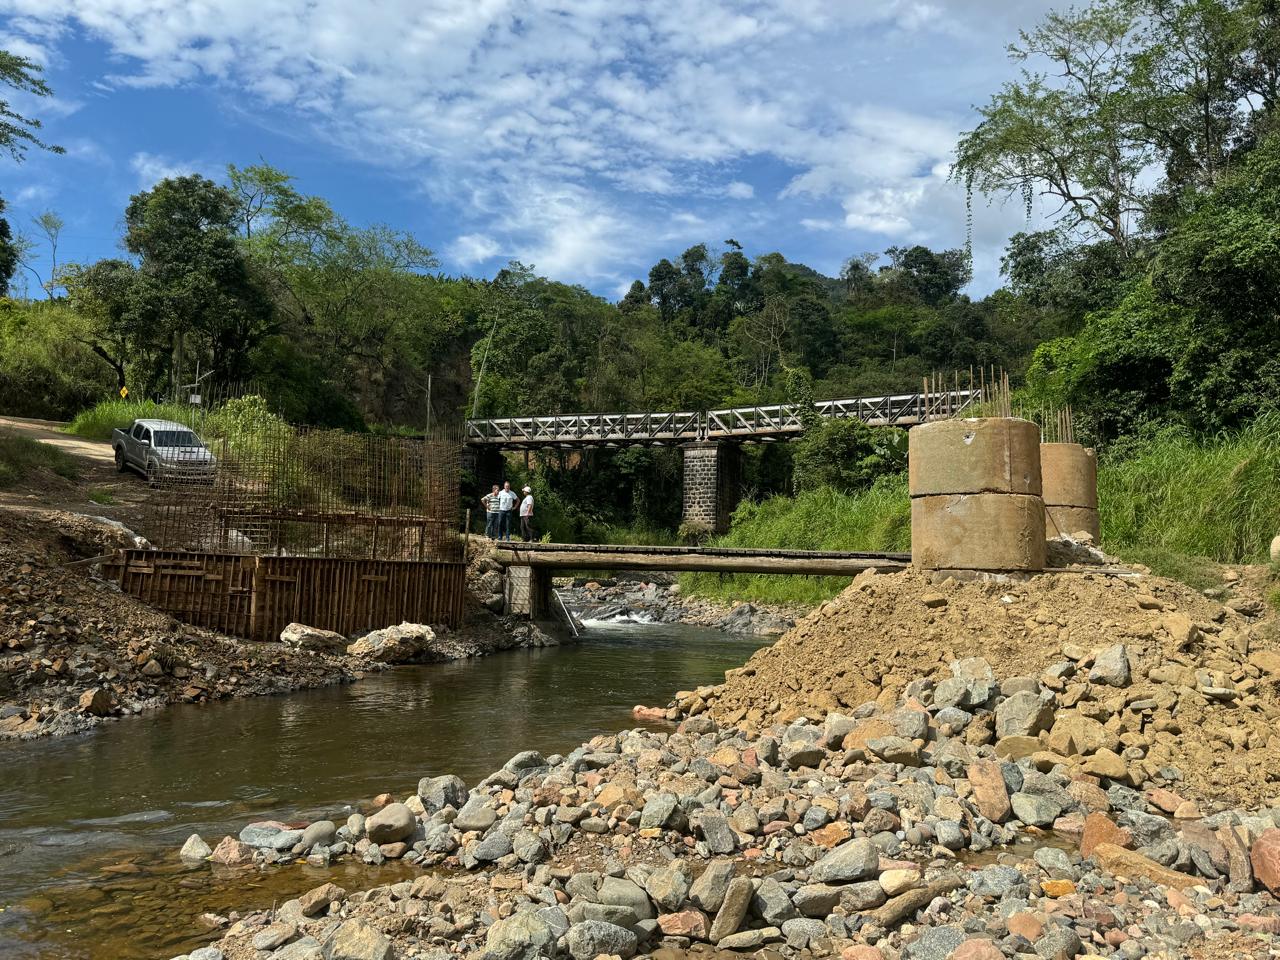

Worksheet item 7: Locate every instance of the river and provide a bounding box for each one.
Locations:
[0,620,768,960]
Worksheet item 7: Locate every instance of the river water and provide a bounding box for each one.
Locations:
[0,621,767,960]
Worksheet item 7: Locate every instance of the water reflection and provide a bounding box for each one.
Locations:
[0,622,765,959]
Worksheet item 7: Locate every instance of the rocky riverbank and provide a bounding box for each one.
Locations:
[175,632,1280,960]
[561,576,806,637]
[0,508,562,740]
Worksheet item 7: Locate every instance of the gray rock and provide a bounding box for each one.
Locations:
[752,876,797,925]
[1011,792,1062,827]
[709,876,754,943]
[279,623,347,654]
[597,876,654,920]
[504,750,547,772]
[1089,644,1131,687]
[969,865,1024,898]
[904,924,965,960]
[1035,923,1083,959]
[810,838,878,884]
[482,910,557,960]
[645,862,691,912]
[512,830,547,864]
[717,928,777,949]
[782,739,825,768]
[321,918,392,960]
[935,820,965,850]
[995,691,1053,738]
[472,832,514,862]
[782,918,827,950]
[1034,846,1074,877]
[454,795,498,833]
[696,811,737,854]
[838,881,886,911]
[867,736,921,766]
[179,834,211,861]
[417,775,468,813]
[346,622,435,663]
[365,803,415,844]
[189,949,224,960]
[271,829,305,851]
[301,821,336,850]
[639,793,685,831]
[565,920,638,960]
[239,822,282,847]
[690,860,736,913]
[252,922,296,950]
[793,883,842,917]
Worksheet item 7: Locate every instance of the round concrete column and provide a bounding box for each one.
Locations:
[909,418,1045,571]
[1041,442,1100,541]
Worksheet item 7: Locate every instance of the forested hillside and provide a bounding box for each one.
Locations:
[2,0,1279,543]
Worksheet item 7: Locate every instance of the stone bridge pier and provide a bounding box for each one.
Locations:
[680,442,741,535]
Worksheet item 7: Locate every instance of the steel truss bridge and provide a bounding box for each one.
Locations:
[465,387,981,449]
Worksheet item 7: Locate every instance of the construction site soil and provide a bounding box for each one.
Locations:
[698,565,1280,809]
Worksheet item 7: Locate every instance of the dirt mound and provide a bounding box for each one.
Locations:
[0,507,361,738]
[697,566,1280,807]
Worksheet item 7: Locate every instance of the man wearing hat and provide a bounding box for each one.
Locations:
[519,485,535,541]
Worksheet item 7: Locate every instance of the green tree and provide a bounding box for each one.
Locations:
[0,50,64,161]
[125,175,274,389]
[0,192,16,294]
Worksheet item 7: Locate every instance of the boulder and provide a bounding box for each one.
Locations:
[298,882,346,917]
[179,834,212,861]
[810,838,879,883]
[454,795,498,832]
[967,760,1012,823]
[1044,712,1114,756]
[364,802,415,844]
[1079,812,1132,859]
[1089,644,1131,687]
[346,622,436,663]
[322,918,392,960]
[1250,829,1280,895]
[565,920,638,960]
[658,910,710,940]
[279,623,348,654]
[78,687,113,716]
[1091,843,1199,890]
[995,691,1053,739]
[482,911,557,960]
[209,835,253,866]
[417,774,468,813]
[690,860,736,913]
[708,877,754,944]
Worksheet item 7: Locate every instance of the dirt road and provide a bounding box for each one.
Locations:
[0,416,115,464]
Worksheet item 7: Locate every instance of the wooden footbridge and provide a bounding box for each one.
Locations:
[490,542,910,617]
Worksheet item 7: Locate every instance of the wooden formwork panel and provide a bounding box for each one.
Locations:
[115,550,465,643]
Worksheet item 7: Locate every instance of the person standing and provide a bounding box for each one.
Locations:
[519,485,535,541]
[497,481,518,540]
[481,484,501,539]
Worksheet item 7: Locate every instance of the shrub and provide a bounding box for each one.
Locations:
[0,433,81,487]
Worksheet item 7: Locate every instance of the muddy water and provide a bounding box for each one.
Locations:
[0,621,767,960]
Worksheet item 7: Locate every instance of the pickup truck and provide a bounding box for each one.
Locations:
[112,418,217,486]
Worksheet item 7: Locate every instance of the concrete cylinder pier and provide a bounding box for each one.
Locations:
[910,417,1046,571]
[1270,534,1280,564]
[1041,442,1100,541]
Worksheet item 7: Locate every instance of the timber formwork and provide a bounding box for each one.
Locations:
[112,549,466,642]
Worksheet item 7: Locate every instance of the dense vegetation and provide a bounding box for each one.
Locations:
[2,0,1279,587]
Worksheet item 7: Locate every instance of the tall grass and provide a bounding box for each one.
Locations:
[0,433,81,487]
[680,477,911,605]
[1099,414,1280,570]
[679,415,1280,604]
[66,399,202,441]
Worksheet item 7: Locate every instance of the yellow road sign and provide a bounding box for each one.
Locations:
[119,386,129,399]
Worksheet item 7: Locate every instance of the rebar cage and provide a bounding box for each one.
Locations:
[145,426,463,562]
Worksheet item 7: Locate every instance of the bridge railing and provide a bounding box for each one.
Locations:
[465,410,703,447]
[465,388,983,447]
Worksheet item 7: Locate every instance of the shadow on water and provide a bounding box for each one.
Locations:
[0,621,767,960]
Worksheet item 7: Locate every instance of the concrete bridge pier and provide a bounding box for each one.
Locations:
[681,442,741,535]
[504,564,552,618]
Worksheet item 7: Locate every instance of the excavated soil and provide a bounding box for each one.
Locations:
[700,566,1280,808]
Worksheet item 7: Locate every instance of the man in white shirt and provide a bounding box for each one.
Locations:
[519,486,535,541]
[497,482,518,540]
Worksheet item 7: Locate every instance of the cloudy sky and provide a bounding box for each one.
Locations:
[1,0,1057,299]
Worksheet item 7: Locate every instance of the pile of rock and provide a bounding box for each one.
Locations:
[187,651,1280,960]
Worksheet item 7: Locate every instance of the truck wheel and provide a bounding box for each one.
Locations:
[114,447,127,473]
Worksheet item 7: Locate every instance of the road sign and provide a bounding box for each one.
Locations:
[119,386,128,399]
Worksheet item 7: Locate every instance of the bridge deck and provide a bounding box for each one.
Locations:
[466,388,981,449]
[490,541,911,575]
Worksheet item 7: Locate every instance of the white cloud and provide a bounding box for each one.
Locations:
[3,0,1063,287]
[448,232,501,267]
[129,151,203,186]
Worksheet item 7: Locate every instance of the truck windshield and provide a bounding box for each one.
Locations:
[152,431,202,448]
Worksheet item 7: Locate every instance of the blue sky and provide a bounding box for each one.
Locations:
[2,0,1055,301]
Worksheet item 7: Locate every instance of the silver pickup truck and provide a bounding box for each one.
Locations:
[111,418,217,485]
